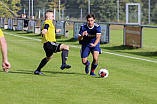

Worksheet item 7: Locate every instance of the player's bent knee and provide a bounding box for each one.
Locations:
[64,45,69,50]
[46,57,52,61]
[60,44,69,50]
[82,62,86,65]
[82,60,87,65]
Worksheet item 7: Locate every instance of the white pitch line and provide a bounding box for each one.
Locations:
[8,40,35,41]
[4,32,157,63]
[4,32,41,42]
[69,45,157,63]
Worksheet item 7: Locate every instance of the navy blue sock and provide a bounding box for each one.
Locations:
[36,58,48,71]
[62,49,69,65]
[91,62,98,72]
[83,60,89,66]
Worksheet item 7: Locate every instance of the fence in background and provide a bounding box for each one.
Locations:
[1,0,157,24]
[1,17,157,48]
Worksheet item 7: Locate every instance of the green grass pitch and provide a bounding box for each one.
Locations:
[0,28,157,104]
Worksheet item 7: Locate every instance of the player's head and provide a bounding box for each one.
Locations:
[86,14,95,28]
[45,10,54,21]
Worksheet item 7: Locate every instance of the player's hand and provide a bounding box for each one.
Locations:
[90,43,96,47]
[82,31,88,36]
[56,29,61,33]
[41,29,47,35]
[2,61,11,72]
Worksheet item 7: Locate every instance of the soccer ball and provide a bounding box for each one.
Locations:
[98,69,109,78]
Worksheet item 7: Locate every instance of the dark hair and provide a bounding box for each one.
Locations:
[46,10,54,14]
[86,14,95,20]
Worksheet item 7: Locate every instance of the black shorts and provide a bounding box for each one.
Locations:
[43,42,62,57]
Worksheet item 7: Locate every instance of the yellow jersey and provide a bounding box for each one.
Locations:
[41,20,56,43]
[0,28,4,38]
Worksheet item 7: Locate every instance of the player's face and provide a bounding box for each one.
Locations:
[46,12,54,21]
[49,13,54,21]
[87,17,95,28]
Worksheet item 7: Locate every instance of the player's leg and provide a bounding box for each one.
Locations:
[90,51,99,76]
[81,45,90,74]
[82,57,90,74]
[34,55,53,75]
[34,42,53,75]
[59,44,71,70]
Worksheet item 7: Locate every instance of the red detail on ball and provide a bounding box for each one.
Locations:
[101,72,106,77]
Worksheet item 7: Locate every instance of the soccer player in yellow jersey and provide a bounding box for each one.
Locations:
[0,28,11,72]
[34,10,71,75]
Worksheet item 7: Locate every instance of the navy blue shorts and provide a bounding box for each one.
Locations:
[80,45,101,58]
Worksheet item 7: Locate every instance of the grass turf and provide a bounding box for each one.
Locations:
[0,28,157,104]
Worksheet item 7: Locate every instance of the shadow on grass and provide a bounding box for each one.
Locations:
[101,45,157,57]
[101,45,136,50]
[42,70,83,75]
[0,70,84,76]
[121,51,157,57]
[1,70,101,78]
[7,70,33,74]
[56,38,78,42]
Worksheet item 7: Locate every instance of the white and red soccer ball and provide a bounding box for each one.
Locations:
[98,69,109,78]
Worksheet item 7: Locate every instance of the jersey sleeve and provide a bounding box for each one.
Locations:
[96,25,101,34]
[44,24,49,30]
[78,25,84,36]
[43,20,52,30]
[0,29,4,38]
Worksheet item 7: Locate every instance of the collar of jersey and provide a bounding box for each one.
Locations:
[87,23,95,29]
[45,20,52,23]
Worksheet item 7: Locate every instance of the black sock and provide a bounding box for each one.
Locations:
[62,49,69,65]
[36,58,48,72]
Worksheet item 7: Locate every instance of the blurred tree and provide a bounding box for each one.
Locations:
[64,0,81,19]
[77,0,117,22]
[0,0,20,17]
[19,0,49,18]
[142,0,157,24]
[0,0,157,23]
[48,0,65,10]
[151,3,157,24]
[48,0,65,20]
[91,0,117,22]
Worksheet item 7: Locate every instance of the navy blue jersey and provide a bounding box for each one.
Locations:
[78,22,101,46]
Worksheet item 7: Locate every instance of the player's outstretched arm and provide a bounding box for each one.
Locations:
[0,37,11,72]
[56,29,61,33]
[78,35,83,41]
[41,29,48,35]
[78,31,88,41]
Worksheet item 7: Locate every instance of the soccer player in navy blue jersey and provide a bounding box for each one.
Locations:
[78,14,101,76]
